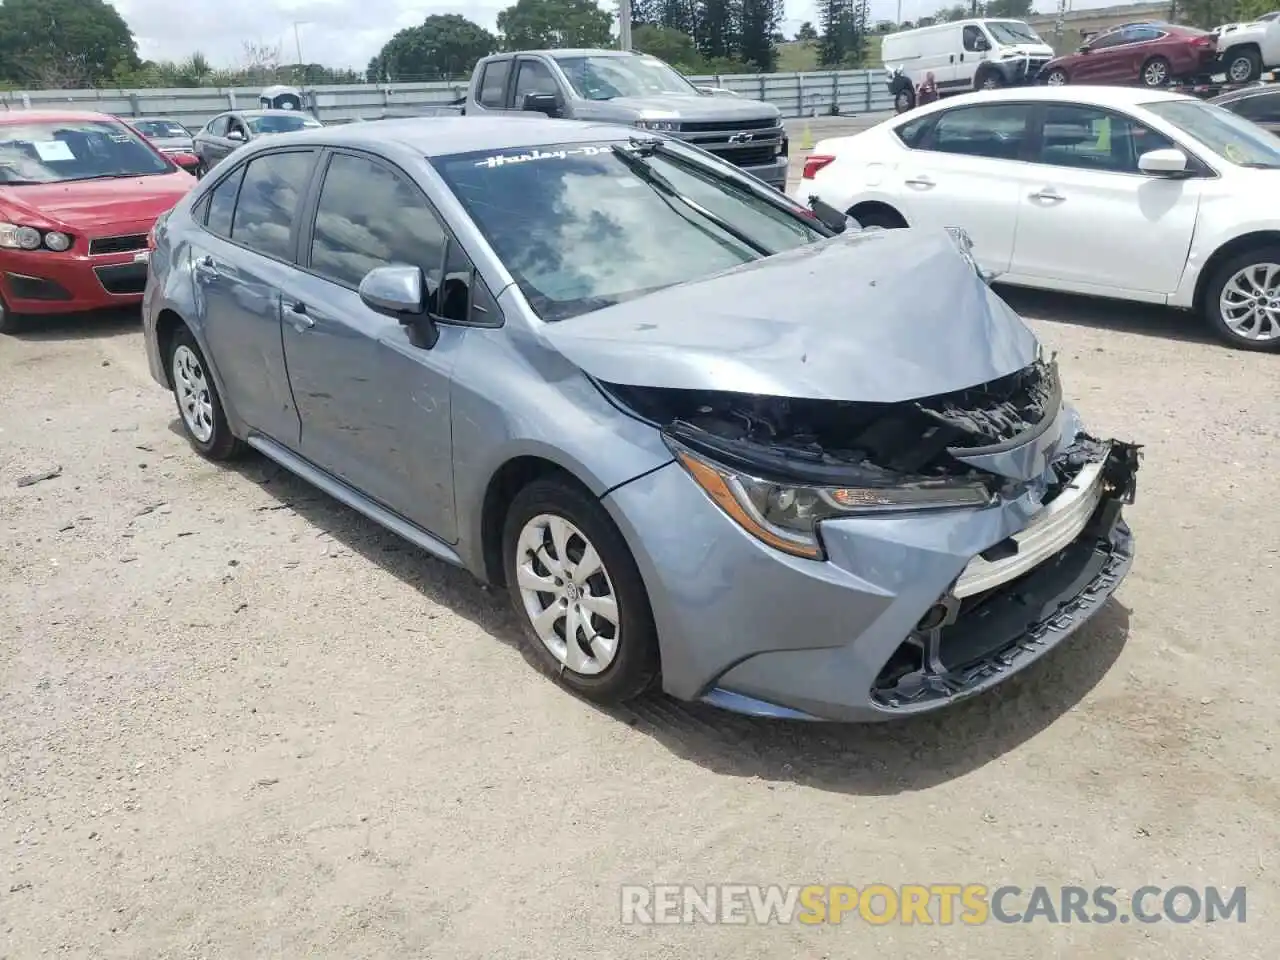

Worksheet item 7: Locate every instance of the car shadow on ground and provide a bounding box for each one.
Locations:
[206,439,1131,798]
[997,286,1218,347]
[9,308,141,342]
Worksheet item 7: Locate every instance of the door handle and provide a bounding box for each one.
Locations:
[905,176,935,188]
[193,254,219,280]
[284,300,315,331]
[950,54,956,62]
[1030,188,1065,202]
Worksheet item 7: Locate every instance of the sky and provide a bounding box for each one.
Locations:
[108,0,1127,71]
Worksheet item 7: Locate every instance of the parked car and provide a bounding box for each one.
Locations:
[191,109,322,177]
[883,18,1056,112]
[125,116,201,174]
[1213,14,1280,81]
[1041,23,1217,87]
[463,49,789,190]
[0,109,196,334]
[1210,83,1280,133]
[141,116,1140,722]
[795,85,1280,351]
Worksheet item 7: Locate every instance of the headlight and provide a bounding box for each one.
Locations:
[670,440,993,560]
[43,230,71,252]
[636,119,678,132]
[0,223,43,250]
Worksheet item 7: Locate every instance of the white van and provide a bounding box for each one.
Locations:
[882,19,1056,112]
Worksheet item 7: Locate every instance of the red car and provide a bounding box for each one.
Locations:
[1042,23,1217,88]
[0,109,195,334]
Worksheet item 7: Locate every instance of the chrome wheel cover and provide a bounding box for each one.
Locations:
[1220,262,1280,342]
[172,344,215,442]
[1046,71,1067,86]
[1229,57,1253,82]
[515,513,620,676]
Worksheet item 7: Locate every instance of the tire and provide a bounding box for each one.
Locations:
[894,86,915,113]
[502,477,660,704]
[194,159,207,179]
[1140,56,1171,87]
[167,326,247,459]
[1225,46,1262,83]
[0,293,25,335]
[1202,245,1280,352]
[977,70,1005,91]
[1045,68,1069,86]
[850,208,906,230]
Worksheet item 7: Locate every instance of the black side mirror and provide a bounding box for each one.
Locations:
[808,195,853,233]
[359,264,438,347]
[975,37,990,51]
[523,92,560,117]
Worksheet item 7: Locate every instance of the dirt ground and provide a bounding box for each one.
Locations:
[2,276,1278,957]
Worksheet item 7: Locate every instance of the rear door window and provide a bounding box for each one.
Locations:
[478,60,511,108]
[927,103,1032,161]
[229,150,316,260]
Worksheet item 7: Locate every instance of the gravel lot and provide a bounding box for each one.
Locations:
[2,169,1278,955]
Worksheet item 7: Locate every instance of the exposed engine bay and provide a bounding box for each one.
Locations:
[603,358,1062,487]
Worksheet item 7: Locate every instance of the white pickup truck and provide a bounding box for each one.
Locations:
[1214,12,1280,81]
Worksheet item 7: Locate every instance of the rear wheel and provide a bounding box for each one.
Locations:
[1225,46,1262,83]
[1045,68,1069,86]
[1141,56,1171,87]
[850,206,907,230]
[1203,246,1280,352]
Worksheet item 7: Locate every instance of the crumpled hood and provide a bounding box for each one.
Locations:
[542,227,1040,404]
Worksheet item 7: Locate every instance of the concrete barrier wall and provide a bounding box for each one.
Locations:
[0,70,894,130]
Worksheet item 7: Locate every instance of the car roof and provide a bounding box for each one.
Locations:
[271,115,643,157]
[233,109,315,118]
[907,85,1200,112]
[0,109,119,124]
[484,48,642,59]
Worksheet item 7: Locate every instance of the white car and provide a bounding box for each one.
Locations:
[1214,14,1280,81]
[794,85,1280,351]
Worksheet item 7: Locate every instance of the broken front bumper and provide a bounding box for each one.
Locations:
[602,420,1138,722]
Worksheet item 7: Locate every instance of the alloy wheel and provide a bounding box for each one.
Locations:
[1143,60,1168,85]
[1046,70,1067,86]
[514,513,620,676]
[1229,57,1253,82]
[1219,262,1280,343]
[172,344,215,442]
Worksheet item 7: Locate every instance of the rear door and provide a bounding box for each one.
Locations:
[189,148,319,444]
[279,149,463,541]
[892,101,1035,274]
[1009,102,1201,295]
[469,57,514,114]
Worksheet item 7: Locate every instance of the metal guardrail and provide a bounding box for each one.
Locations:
[0,70,894,129]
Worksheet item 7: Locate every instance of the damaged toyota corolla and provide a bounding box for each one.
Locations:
[144,117,1139,722]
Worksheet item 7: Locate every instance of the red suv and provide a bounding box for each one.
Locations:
[1042,24,1217,87]
[0,110,194,333]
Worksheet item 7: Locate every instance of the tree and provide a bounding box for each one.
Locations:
[497,0,614,50]
[696,0,739,59]
[368,14,497,82]
[632,23,701,69]
[0,0,139,87]
[936,4,969,22]
[796,21,820,42]
[984,0,1032,16]
[739,0,784,71]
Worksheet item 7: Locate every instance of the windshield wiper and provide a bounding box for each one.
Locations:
[610,142,774,258]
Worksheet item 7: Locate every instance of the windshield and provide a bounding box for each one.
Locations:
[246,114,321,135]
[554,55,699,101]
[0,119,171,184]
[432,140,828,321]
[986,20,1042,44]
[1144,99,1280,168]
[132,119,189,139]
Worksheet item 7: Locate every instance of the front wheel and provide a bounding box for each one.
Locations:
[1045,68,1069,86]
[977,71,1005,91]
[894,86,916,113]
[1203,246,1280,351]
[503,477,659,704]
[0,294,25,335]
[1141,56,1171,87]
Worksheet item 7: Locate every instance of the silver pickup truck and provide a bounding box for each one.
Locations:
[462,48,789,190]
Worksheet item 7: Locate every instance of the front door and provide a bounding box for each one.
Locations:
[191,150,318,443]
[893,101,1035,274]
[280,149,460,542]
[1010,103,1201,295]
